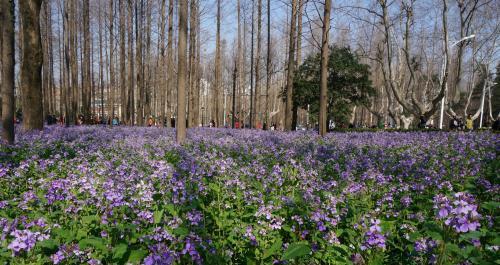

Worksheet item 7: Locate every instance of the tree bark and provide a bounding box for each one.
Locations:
[166,0,174,126]
[1,0,15,143]
[109,0,115,121]
[214,0,222,127]
[319,0,331,137]
[284,0,298,131]
[119,0,127,123]
[83,0,91,121]
[265,0,271,126]
[254,0,262,127]
[20,0,44,131]
[177,0,188,143]
[127,0,135,125]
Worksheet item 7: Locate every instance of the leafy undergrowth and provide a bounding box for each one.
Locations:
[0,126,498,264]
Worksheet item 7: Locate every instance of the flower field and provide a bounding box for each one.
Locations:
[0,127,498,264]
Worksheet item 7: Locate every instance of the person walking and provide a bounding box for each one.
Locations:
[466,114,473,131]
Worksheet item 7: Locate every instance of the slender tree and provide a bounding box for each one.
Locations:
[119,0,127,123]
[177,0,188,143]
[254,0,262,127]
[214,0,222,127]
[284,0,298,131]
[1,0,15,143]
[127,0,135,125]
[109,0,116,121]
[166,0,174,126]
[319,0,331,136]
[265,0,271,126]
[83,0,91,121]
[19,0,44,131]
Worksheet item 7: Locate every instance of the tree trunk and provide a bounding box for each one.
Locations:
[254,0,262,127]
[109,0,115,121]
[177,0,188,143]
[166,0,174,127]
[249,1,255,128]
[135,0,143,125]
[83,0,91,121]
[1,0,15,143]
[127,0,135,125]
[265,0,271,126]
[119,0,127,123]
[284,0,297,131]
[319,0,331,136]
[214,0,221,127]
[188,0,198,128]
[20,0,44,131]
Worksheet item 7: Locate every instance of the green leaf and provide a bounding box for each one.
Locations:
[128,249,148,263]
[282,242,311,260]
[481,201,500,211]
[113,243,128,260]
[81,215,98,224]
[263,237,282,259]
[173,227,189,236]
[79,237,107,252]
[154,209,164,224]
[37,239,58,252]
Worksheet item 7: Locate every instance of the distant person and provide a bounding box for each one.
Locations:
[209,119,215,128]
[449,116,458,130]
[418,115,427,129]
[492,116,500,131]
[112,117,119,126]
[170,116,176,128]
[147,116,154,127]
[466,114,473,131]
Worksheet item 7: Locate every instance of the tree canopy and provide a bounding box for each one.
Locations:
[293,46,375,125]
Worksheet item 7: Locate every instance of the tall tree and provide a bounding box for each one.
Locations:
[135,0,144,125]
[1,0,15,143]
[284,0,298,131]
[319,0,331,136]
[127,0,135,125]
[166,0,174,126]
[19,0,44,131]
[83,0,91,121]
[119,0,127,123]
[214,0,222,127]
[265,0,271,126]
[188,0,198,128]
[109,0,116,120]
[254,0,262,127]
[177,0,188,143]
[157,0,166,125]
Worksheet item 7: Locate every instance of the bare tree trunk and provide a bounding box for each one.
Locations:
[296,0,303,66]
[188,0,197,128]
[83,0,91,121]
[127,0,135,125]
[119,0,126,123]
[319,0,331,137]
[98,4,105,121]
[109,0,115,121]
[265,0,271,126]
[249,1,255,128]
[177,0,188,143]
[166,0,174,127]
[20,0,44,131]
[214,0,222,127]
[135,0,143,125]
[284,0,297,131]
[156,0,166,125]
[144,0,152,122]
[1,0,15,143]
[71,0,78,122]
[254,0,262,127]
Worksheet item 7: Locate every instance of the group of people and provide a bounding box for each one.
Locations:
[449,114,474,131]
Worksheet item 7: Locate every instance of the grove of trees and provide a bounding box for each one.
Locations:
[0,0,498,144]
